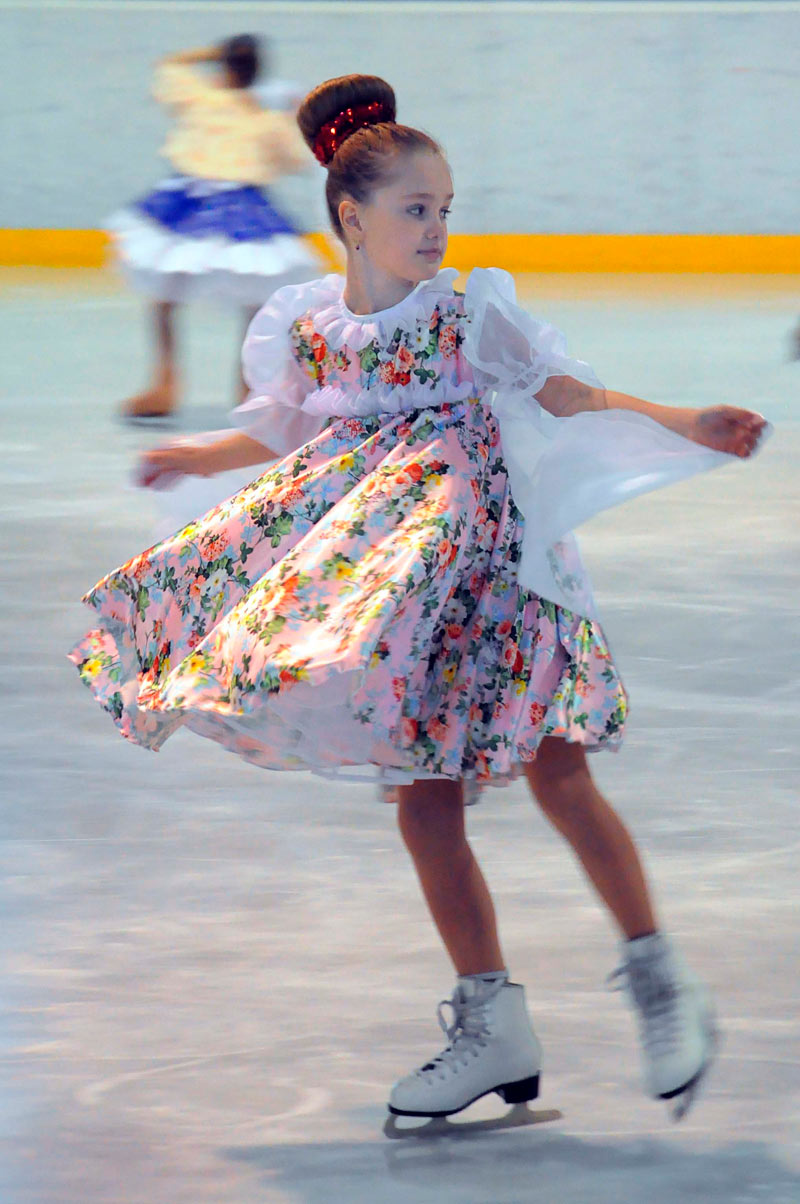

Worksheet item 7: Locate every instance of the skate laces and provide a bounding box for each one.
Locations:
[608,958,682,1056]
[416,980,504,1080]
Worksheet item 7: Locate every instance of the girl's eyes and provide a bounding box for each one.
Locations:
[408,206,452,219]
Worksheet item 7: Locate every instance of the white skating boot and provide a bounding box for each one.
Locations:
[610,932,718,1121]
[388,975,542,1118]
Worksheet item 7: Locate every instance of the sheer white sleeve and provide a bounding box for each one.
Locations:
[463,267,763,618]
[234,278,336,455]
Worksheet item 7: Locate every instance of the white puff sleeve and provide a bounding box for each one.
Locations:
[233,277,338,455]
[463,268,749,617]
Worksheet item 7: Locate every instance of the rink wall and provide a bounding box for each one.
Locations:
[2,0,800,271]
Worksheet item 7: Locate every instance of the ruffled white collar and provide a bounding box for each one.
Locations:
[310,268,460,351]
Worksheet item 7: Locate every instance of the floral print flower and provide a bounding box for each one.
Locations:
[438,325,458,357]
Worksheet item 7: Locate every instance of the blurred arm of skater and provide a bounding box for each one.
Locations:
[137,431,278,488]
[160,45,223,70]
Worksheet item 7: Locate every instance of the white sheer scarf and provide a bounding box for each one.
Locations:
[462,267,770,617]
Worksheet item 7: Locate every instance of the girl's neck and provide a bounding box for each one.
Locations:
[342,255,420,316]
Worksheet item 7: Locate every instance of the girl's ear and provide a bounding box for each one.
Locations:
[338,198,363,237]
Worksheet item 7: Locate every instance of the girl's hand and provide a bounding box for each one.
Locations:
[136,442,213,489]
[687,406,768,458]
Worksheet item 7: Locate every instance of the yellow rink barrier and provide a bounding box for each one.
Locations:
[1,229,799,274]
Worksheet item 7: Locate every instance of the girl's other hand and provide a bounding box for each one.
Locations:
[688,406,768,458]
[136,442,212,489]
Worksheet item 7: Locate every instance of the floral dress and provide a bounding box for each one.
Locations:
[70,268,734,790]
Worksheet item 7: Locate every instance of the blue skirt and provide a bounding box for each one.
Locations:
[107,176,321,305]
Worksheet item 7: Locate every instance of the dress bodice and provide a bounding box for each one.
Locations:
[288,290,475,412]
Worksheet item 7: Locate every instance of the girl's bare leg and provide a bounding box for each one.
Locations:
[523,737,657,939]
[121,300,179,419]
[396,779,505,976]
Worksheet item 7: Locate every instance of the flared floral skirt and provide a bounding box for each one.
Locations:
[69,400,628,790]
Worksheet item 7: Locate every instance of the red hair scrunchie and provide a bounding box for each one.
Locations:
[313,100,394,166]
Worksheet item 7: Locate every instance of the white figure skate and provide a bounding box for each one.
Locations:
[610,932,718,1121]
[388,978,542,1119]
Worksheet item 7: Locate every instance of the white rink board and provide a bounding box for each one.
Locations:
[2,1,800,233]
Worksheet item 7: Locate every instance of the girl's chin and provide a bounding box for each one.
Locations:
[412,258,443,279]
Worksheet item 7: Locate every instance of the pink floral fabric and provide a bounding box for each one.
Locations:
[70,283,628,789]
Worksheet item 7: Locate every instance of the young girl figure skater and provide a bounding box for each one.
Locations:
[111,35,320,421]
[72,75,768,1124]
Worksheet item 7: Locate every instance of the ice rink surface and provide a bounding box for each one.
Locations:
[1,269,798,1203]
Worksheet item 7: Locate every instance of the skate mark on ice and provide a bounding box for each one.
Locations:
[661,837,800,881]
[383,1102,563,1140]
[75,1054,331,1126]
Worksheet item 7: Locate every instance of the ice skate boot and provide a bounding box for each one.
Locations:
[610,932,718,1121]
[388,976,542,1118]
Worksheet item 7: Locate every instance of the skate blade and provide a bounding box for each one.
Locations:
[383,1102,563,1140]
[664,1023,721,1123]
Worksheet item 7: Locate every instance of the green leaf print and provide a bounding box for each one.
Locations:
[412,366,436,385]
[359,343,380,374]
[260,615,287,642]
[265,513,294,547]
[229,669,256,699]
[605,701,627,735]
[536,599,559,625]
[160,566,178,592]
[136,586,148,620]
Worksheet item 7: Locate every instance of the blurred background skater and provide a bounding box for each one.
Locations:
[109,34,321,423]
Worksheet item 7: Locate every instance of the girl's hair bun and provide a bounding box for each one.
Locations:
[296,74,442,241]
[297,75,397,165]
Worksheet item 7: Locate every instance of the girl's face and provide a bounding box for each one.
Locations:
[341,150,454,287]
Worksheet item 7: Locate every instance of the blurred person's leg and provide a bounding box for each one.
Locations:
[122,300,179,420]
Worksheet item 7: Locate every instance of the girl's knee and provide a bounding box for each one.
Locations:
[396,781,466,852]
[523,738,596,818]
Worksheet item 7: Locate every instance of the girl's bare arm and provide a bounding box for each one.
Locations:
[535,376,766,459]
